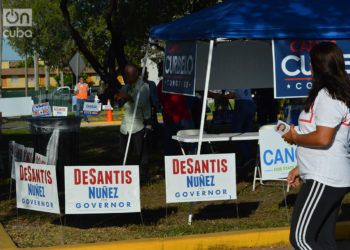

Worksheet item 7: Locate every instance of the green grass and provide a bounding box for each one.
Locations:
[0,125,349,248]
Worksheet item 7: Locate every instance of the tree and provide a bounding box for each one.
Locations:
[4,0,75,68]
[59,0,219,102]
[6,0,219,101]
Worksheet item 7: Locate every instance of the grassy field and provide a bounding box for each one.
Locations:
[0,125,350,248]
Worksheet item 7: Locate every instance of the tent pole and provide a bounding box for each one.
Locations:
[188,40,214,226]
[197,40,214,155]
[123,42,150,166]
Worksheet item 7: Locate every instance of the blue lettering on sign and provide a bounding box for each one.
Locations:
[88,186,119,199]
[186,175,215,188]
[22,198,53,208]
[28,183,46,197]
[75,201,131,209]
[263,148,297,166]
[174,189,228,198]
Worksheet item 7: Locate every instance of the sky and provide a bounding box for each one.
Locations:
[2,38,21,61]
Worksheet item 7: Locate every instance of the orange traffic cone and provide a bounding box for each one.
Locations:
[106,99,113,122]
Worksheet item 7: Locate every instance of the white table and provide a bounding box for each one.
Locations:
[172,132,259,143]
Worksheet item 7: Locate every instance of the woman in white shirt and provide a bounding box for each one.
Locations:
[283,42,350,250]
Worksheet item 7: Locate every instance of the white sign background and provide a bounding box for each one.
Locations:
[165,154,236,203]
[65,165,140,214]
[15,162,60,214]
[259,128,297,180]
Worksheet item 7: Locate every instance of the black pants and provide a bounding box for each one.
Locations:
[290,179,348,250]
[120,129,149,167]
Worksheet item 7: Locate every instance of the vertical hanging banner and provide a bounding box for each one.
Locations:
[259,128,297,180]
[164,154,236,203]
[65,165,140,214]
[15,162,60,214]
[163,41,197,96]
[272,39,350,98]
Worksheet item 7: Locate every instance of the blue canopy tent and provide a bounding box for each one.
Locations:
[150,0,350,40]
[149,0,350,137]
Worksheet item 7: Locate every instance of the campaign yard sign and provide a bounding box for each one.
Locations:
[65,165,140,214]
[83,102,101,116]
[15,162,60,214]
[52,106,68,117]
[164,154,236,203]
[32,102,52,117]
[259,128,297,180]
[272,39,350,98]
[163,41,197,96]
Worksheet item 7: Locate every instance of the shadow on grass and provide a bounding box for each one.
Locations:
[193,202,260,220]
[0,181,14,202]
[338,204,350,221]
[54,206,178,229]
[278,193,297,209]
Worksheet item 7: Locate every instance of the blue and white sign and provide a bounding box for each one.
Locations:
[64,165,140,214]
[16,162,60,214]
[53,106,68,117]
[259,127,297,180]
[83,102,101,116]
[272,39,350,98]
[32,102,52,117]
[164,154,236,203]
[163,41,197,96]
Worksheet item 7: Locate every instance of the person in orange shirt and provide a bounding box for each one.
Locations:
[74,77,89,122]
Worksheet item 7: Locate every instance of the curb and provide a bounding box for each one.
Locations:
[0,223,16,250]
[80,121,121,127]
[0,222,349,250]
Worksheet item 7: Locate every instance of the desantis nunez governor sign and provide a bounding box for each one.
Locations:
[272,40,350,98]
[165,154,236,203]
[65,165,140,214]
[163,41,197,96]
[15,162,60,214]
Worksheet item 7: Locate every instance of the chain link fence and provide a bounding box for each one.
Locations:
[2,88,74,111]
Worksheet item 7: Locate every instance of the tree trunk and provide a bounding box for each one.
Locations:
[34,52,39,91]
[60,0,126,104]
[60,70,64,87]
[45,65,50,91]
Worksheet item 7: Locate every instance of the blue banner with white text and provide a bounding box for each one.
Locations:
[273,39,350,98]
[163,41,197,96]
